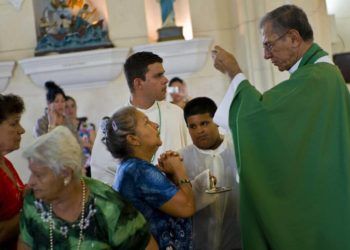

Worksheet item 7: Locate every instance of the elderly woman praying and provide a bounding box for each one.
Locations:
[18,126,157,250]
[104,106,195,250]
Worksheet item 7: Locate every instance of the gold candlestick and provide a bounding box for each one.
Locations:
[205,173,232,194]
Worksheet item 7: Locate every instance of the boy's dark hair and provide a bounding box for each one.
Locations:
[123,52,163,93]
[183,97,217,125]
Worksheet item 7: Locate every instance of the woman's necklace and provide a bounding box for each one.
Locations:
[49,178,86,250]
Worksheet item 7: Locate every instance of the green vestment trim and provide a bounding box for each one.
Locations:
[229,43,350,250]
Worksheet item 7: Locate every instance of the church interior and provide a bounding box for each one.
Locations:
[1,0,349,182]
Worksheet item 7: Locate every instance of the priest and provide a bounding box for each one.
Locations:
[213,4,350,250]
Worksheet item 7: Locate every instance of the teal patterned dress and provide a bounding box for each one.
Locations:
[19,177,150,249]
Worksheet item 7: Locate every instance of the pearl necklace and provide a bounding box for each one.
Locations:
[49,178,86,250]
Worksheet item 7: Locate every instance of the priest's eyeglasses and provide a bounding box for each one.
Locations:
[263,30,289,52]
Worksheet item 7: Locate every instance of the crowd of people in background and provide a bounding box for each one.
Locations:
[1,4,350,250]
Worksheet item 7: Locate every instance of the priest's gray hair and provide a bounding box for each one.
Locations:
[260,4,313,41]
[23,126,82,176]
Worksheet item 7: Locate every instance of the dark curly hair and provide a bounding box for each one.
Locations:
[0,94,25,123]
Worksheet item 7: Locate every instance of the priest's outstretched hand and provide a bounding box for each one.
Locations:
[212,45,242,80]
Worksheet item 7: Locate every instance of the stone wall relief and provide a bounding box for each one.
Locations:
[33,0,113,56]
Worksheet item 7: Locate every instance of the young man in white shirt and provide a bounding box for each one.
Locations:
[91,52,191,185]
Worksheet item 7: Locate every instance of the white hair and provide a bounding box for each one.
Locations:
[23,126,82,176]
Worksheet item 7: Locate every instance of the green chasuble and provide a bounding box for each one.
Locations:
[229,43,350,250]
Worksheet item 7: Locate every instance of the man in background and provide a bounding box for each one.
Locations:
[168,77,191,109]
[91,52,190,185]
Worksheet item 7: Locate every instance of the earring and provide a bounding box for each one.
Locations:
[63,178,70,186]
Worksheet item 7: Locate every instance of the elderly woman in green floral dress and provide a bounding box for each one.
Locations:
[18,126,157,249]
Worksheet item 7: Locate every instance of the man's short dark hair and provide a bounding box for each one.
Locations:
[169,77,184,87]
[0,94,25,123]
[260,4,313,41]
[123,52,163,93]
[183,97,217,125]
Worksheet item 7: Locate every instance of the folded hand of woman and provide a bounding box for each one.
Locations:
[157,151,185,177]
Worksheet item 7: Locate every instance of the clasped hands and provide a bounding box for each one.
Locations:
[157,151,186,184]
[157,150,183,174]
